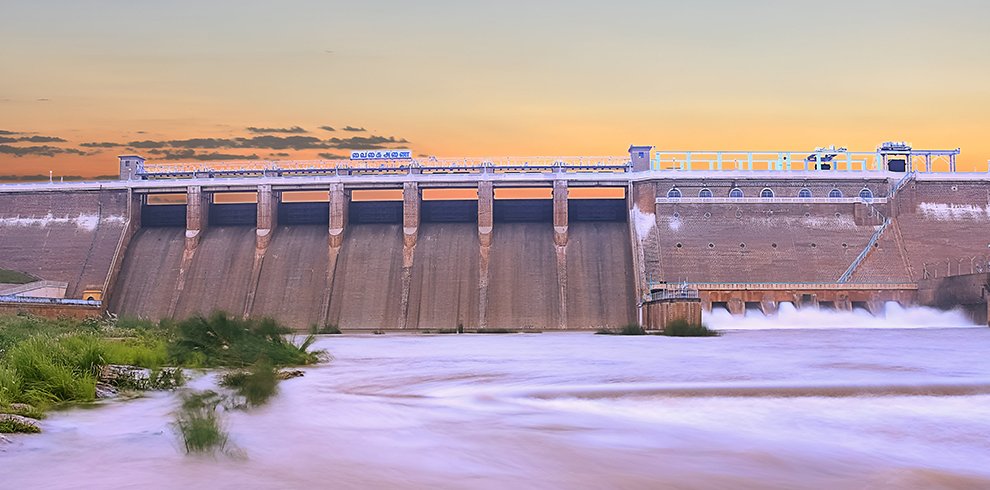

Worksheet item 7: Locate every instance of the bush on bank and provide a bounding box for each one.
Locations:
[657,320,721,337]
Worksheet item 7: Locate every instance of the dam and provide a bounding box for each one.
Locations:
[1,144,988,329]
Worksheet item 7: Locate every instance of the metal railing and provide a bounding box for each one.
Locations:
[838,218,891,283]
[650,281,917,290]
[652,149,961,173]
[0,295,101,306]
[137,156,633,179]
[649,288,700,302]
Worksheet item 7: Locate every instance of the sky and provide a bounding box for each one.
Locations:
[1,0,989,178]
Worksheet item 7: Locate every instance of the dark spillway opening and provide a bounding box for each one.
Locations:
[279,202,330,225]
[210,203,257,226]
[422,200,478,223]
[141,204,186,227]
[568,199,627,222]
[349,201,403,224]
[493,199,552,223]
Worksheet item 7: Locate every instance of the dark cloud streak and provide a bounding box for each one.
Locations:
[246,126,308,134]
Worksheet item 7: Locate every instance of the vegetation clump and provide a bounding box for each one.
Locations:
[0,269,36,285]
[309,324,341,335]
[595,323,647,335]
[0,414,41,434]
[219,359,279,408]
[173,390,229,454]
[0,311,329,434]
[169,312,326,368]
[657,320,721,337]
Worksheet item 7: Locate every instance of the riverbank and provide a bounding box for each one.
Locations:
[0,312,326,433]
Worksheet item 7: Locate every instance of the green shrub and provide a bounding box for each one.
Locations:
[1,402,45,420]
[658,320,721,337]
[168,312,326,368]
[309,324,341,335]
[220,360,278,408]
[596,324,646,335]
[0,415,41,433]
[6,336,97,406]
[173,390,229,454]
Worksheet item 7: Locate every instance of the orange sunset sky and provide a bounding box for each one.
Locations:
[2,1,989,179]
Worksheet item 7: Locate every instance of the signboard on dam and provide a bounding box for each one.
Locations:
[350,149,413,160]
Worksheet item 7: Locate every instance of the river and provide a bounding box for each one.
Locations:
[3,306,990,489]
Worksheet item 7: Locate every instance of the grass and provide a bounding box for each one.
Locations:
[173,390,229,454]
[657,320,721,337]
[219,359,279,408]
[0,415,41,434]
[169,312,326,368]
[0,269,36,285]
[309,324,341,335]
[595,323,647,335]
[0,311,329,433]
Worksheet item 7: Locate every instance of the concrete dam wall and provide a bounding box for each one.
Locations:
[5,173,988,328]
[106,186,637,330]
[0,190,129,298]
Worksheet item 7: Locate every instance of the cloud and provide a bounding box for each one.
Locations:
[319,126,335,132]
[318,152,347,159]
[146,149,260,161]
[17,135,66,143]
[327,135,408,150]
[246,126,308,134]
[36,98,51,102]
[82,131,411,156]
[342,126,366,132]
[0,145,89,157]
[269,152,291,158]
[0,135,67,144]
[0,130,18,135]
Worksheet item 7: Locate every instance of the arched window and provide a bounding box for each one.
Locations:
[698,188,713,198]
[858,187,874,201]
[798,188,812,198]
[760,188,774,198]
[667,187,681,198]
[729,187,744,198]
[828,188,843,198]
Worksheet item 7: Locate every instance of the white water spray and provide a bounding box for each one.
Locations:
[706,301,979,330]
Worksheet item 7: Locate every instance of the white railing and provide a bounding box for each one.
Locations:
[656,197,887,204]
[0,295,101,306]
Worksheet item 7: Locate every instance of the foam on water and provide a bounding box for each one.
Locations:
[707,301,978,330]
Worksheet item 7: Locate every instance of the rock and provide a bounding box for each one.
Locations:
[151,367,184,390]
[0,414,41,433]
[99,364,152,389]
[8,403,34,413]
[276,369,304,380]
[95,382,118,399]
[0,433,11,444]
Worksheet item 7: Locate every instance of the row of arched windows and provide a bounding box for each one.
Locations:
[667,187,874,200]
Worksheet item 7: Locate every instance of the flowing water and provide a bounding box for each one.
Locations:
[4,308,990,489]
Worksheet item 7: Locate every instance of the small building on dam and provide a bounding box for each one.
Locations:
[1,143,988,329]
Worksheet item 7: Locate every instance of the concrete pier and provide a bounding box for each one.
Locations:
[322,183,349,324]
[256,184,278,249]
[399,182,420,329]
[478,181,493,329]
[553,180,568,329]
[185,186,209,250]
